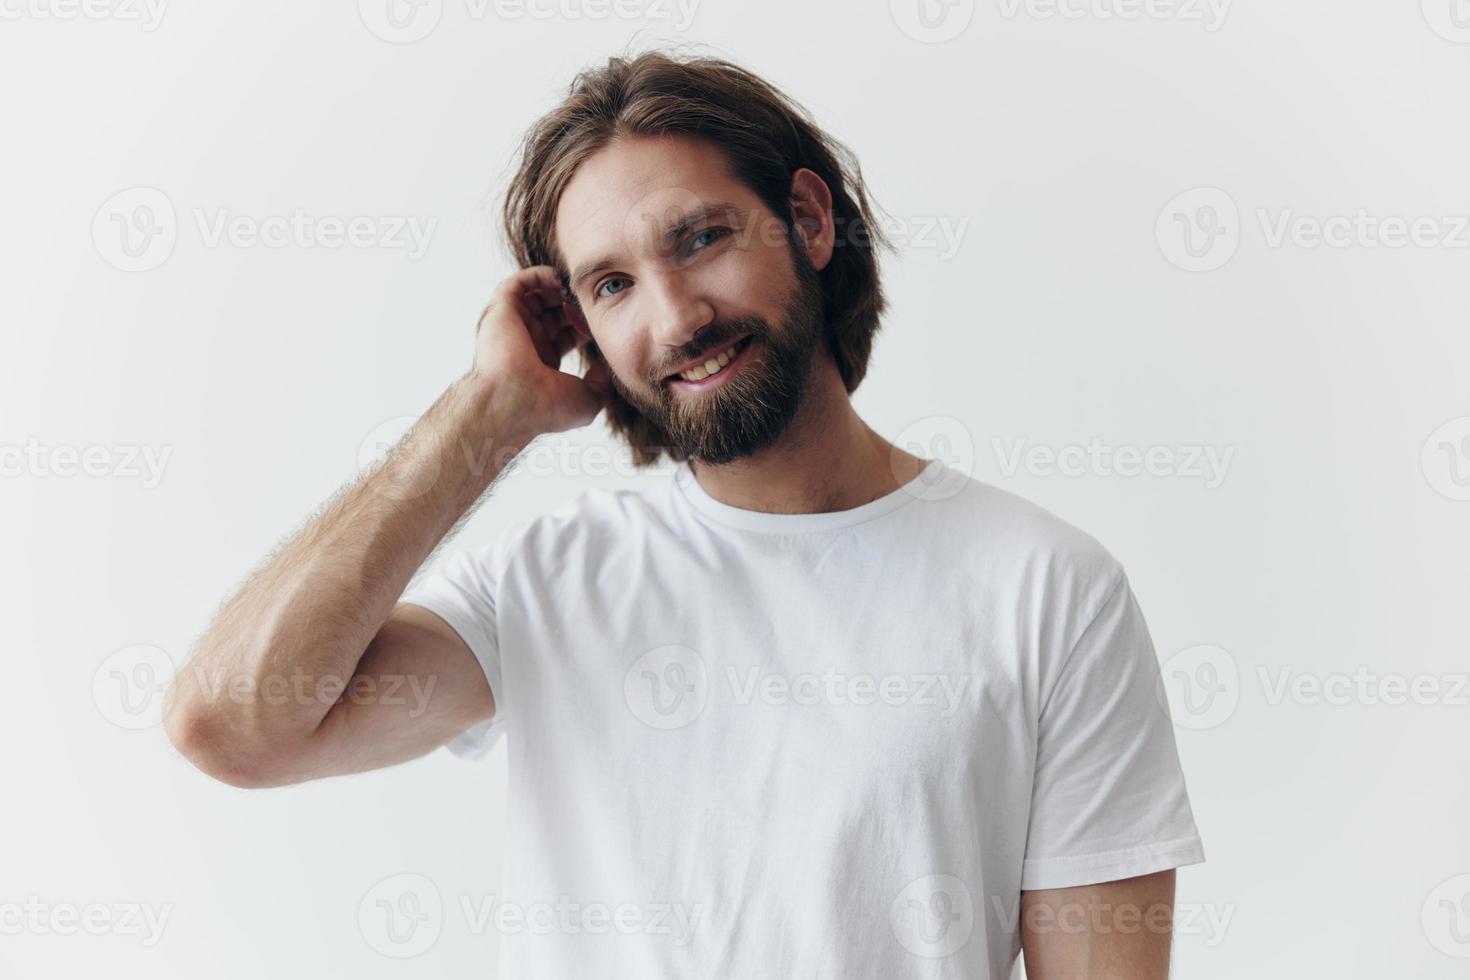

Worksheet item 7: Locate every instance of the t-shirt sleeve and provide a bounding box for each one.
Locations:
[398,539,508,761]
[1021,569,1206,890]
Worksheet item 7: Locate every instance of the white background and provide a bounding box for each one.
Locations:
[3,0,1469,977]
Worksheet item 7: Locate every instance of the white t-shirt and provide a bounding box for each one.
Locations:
[400,457,1205,979]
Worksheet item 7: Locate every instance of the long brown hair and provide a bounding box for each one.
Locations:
[501,47,894,467]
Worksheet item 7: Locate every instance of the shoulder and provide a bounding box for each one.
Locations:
[496,478,678,569]
[924,471,1128,610]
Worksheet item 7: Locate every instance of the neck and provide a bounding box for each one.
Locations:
[687,357,929,514]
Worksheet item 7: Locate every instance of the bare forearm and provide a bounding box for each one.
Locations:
[166,371,536,760]
[165,265,604,784]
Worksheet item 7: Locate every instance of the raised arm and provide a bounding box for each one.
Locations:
[163,266,608,788]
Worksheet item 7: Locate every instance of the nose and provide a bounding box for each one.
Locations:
[644,269,715,354]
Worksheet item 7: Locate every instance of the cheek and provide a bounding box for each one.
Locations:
[590,329,645,381]
[709,245,793,319]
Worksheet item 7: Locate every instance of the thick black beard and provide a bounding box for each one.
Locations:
[609,248,826,465]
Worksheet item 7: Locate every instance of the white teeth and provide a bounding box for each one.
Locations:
[678,340,743,382]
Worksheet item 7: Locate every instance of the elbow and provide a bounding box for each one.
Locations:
[162,688,300,790]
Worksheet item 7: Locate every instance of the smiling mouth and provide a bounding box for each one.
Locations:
[667,335,754,384]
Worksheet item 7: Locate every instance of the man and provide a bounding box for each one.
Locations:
[165,50,1205,979]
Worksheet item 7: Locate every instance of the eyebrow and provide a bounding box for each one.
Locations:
[567,201,743,292]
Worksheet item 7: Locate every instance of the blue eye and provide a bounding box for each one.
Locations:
[690,227,730,250]
[594,277,630,301]
[591,228,731,303]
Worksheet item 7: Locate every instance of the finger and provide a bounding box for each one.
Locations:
[529,282,568,306]
[500,264,561,295]
[560,296,591,339]
[527,305,566,362]
[537,294,587,350]
[486,273,567,350]
[485,267,557,318]
[552,324,580,361]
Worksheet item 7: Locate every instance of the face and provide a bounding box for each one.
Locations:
[554,134,829,465]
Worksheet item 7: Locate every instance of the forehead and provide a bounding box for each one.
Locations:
[554,134,762,281]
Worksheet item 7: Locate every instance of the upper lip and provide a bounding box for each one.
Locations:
[665,334,750,380]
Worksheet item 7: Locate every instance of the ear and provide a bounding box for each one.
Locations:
[788,168,836,273]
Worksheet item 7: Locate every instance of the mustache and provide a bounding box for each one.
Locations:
[654,318,766,381]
